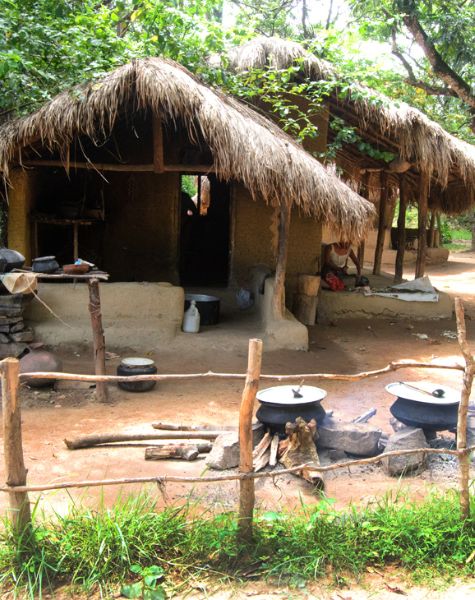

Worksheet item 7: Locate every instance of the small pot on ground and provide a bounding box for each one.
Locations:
[117,357,157,392]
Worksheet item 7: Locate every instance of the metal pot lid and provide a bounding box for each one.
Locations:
[33,256,56,262]
[257,385,327,405]
[386,382,459,405]
[121,357,155,367]
[185,293,220,302]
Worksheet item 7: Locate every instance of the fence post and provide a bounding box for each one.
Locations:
[87,278,109,403]
[455,298,474,520]
[238,338,263,543]
[1,357,32,534]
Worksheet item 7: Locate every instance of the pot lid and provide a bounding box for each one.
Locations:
[386,382,459,405]
[121,357,155,367]
[33,256,56,262]
[257,385,327,405]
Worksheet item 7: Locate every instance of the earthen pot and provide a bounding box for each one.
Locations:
[20,350,63,388]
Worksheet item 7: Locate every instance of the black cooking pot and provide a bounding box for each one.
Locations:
[256,385,327,435]
[117,357,157,392]
[390,397,458,432]
[32,256,59,274]
[184,293,220,326]
[0,248,25,273]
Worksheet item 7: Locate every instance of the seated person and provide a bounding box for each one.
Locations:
[322,241,361,290]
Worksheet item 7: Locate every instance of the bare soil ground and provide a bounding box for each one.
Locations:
[1,252,475,598]
[1,252,473,517]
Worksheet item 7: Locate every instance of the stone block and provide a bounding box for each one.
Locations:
[317,418,382,457]
[10,320,25,333]
[0,342,28,358]
[383,427,428,476]
[10,328,34,342]
[205,425,265,471]
[206,432,240,470]
[0,333,10,343]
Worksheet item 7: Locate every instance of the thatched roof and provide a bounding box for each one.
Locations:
[0,58,374,241]
[229,37,475,214]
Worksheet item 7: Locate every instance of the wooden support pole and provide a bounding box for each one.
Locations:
[273,203,292,318]
[87,278,109,403]
[73,223,79,261]
[357,171,369,268]
[238,338,263,543]
[394,174,408,284]
[2,358,31,534]
[428,211,436,248]
[152,115,165,174]
[415,172,429,279]
[373,171,388,275]
[455,298,474,520]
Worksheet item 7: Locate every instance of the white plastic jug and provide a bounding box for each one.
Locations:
[183,300,200,333]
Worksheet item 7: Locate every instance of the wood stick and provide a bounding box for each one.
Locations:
[65,431,224,449]
[1,358,31,534]
[252,432,271,458]
[152,115,164,173]
[352,408,377,424]
[273,203,292,318]
[152,422,233,432]
[87,278,109,403]
[415,171,429,279]
[238,338,263,543]
[145,444,204,461]
[4,446,473,494]
[253,448,270,472]
[455,297,474,520]
[269,434,279,467]
[18,358,464,385]
[394,173,408,284]
[373,171,388,276]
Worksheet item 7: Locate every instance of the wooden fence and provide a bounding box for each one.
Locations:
[1,298,473,543]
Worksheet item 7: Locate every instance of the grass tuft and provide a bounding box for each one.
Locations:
[0,491,474,597]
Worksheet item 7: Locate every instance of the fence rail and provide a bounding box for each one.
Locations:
[1,297,473,543]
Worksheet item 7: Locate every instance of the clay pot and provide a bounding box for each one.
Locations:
[19,350,63,388]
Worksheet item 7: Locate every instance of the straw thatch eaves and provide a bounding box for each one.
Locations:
[0,58,375,241]
[229,37,475,214]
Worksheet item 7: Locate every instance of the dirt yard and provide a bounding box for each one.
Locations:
[1,252,474,517]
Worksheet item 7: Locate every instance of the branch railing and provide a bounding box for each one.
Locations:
[1,298,473,543]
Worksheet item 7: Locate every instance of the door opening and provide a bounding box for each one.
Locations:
[179,174,230,286]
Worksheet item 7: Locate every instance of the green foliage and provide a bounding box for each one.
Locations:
[1,492,475,597]
[181,175,197,198]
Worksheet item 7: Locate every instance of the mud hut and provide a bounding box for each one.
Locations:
[0,57,374,350]
[229,37,475,281]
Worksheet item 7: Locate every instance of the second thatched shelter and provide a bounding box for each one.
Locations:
[229,37,475,280]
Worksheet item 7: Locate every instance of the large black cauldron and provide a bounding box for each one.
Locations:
[256,385,327,435]
[386,382,459,434]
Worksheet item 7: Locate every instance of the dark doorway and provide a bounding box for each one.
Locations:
[179,174,230,286]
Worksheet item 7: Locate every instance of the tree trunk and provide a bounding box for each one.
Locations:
[373,172,389,275]
[273,203,292,318]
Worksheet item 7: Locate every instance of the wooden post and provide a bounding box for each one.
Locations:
[394,174,408,284]
[2,358,31,534]
[273,203,292,318]
[455,298,474,520]
[373,171,388,275]
[415,172,429,279]
[428,212,436,248]
[152,115,164,174]
[73,223,79,261]
[87,278,109,402]
[238,338,263,543]
[357,172,369,268]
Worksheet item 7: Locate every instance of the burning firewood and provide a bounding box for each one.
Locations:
[279,417,324,490]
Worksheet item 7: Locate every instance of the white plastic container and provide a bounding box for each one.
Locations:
[183,300,200,333]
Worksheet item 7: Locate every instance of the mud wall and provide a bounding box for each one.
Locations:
[230,185,322,304]
[7,168,40,264]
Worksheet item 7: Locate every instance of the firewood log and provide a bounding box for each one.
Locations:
[145,444,209,461]
[280,417,324,490]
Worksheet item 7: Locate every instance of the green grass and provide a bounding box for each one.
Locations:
[1,491,474,598]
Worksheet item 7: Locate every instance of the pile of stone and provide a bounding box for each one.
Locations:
[0,293,34,358]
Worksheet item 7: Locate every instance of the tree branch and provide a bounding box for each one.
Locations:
[402,10,475,110]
